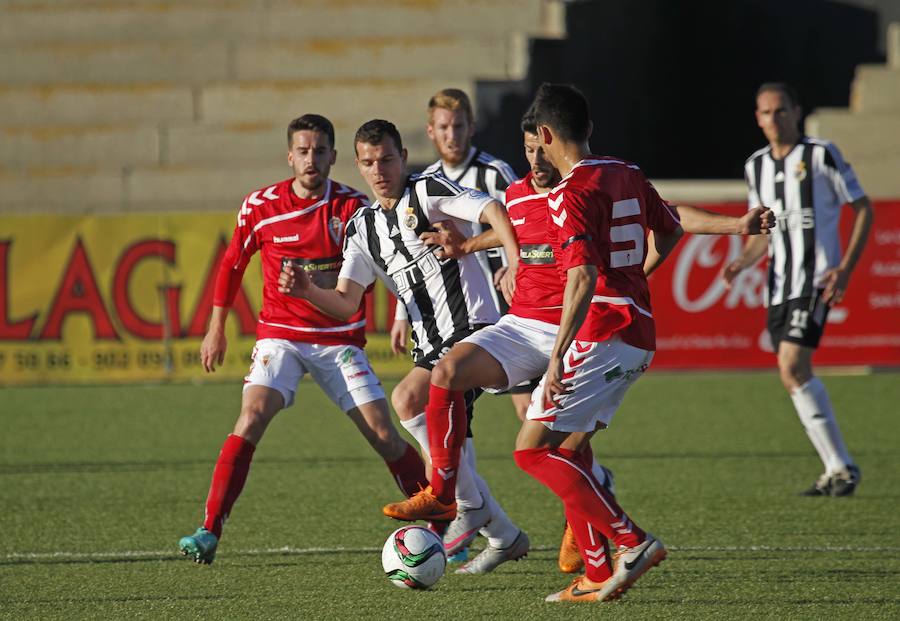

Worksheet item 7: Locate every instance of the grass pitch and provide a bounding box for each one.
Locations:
[1,371,899,620]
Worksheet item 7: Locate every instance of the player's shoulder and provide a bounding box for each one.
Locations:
[330,179,370,204]
[242,178,291,205]
[422,160,443,175]
[410,171,465,197]
[474,149,517,181]
[745,144,771,165]
[505,174,537,202]
[801,136,845,167]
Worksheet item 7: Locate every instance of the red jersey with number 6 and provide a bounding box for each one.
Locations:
[504,173,564,324]
[213,177,369,346]
[548,158,681,350]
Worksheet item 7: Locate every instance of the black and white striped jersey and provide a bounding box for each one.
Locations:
[745,137,865,306]
[423,146,518,312]
[339,173,500,362]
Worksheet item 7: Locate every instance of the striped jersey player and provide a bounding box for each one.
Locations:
[723,83,872,498]
[279,119,528,572]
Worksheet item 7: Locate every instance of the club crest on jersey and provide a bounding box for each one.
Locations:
[403,213,419,230]
[328,216,343,245]
[794,161,807,181]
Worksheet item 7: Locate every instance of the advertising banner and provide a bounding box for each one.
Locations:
[0,212,410,385]
[649,201,900,369]
[1,203,897,385]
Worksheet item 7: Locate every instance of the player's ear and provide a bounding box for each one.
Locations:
[287,149,294,167]
[586,120,593,140]
[538,125,553,146]
[330,149,337,165]
[426,122,436,141]
[401,148,408,165]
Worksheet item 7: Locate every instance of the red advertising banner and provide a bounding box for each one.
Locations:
[649,201,900,369]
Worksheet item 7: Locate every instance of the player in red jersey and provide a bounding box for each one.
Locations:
[386,110,773,579]
[177,114,427,564]
[510,83,679,602]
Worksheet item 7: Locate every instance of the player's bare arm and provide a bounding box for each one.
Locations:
[721,234,769,288]
[278,264,365,321]
[674,205,775,235]
[200,305,229,373]
[544,264,597,407]
[644,226,685,277]
[821,195,873,305]
[480,199,520,273]
[419,221,501,259]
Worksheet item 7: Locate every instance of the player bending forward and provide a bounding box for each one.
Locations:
[178,115,427,564]
[278,119,530,573]
[384,108,773,587]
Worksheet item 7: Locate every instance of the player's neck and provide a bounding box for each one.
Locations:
[441,146,473,170]
[292,178,327,200]
[553,143,591,178]
[770,130,801,160]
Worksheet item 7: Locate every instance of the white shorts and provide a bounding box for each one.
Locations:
[461,314,558,392]
[525,337,653,433]
[243,339,385,412]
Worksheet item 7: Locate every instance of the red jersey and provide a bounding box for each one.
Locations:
[505,173,564,324]
[214,177,369,347]
[548,158,681,350]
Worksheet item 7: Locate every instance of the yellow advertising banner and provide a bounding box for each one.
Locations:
[0,213,412,385]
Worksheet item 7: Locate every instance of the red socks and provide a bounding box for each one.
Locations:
[203,434,255,539]
[386,441,428,498]
[426,385,467,504]
[514,447,644,549]
[559,448,613,582]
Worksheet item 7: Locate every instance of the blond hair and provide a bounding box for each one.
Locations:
[428,88,474,125]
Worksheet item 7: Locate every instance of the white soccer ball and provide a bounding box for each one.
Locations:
[381,525,447,589]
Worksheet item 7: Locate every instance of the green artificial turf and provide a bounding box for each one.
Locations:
[1,372,898,620]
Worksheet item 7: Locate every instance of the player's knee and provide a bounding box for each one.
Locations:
[430,358,456,390]
[778,360,808,391]
[391,385,417,420]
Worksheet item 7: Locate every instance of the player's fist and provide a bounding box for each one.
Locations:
[419,220,467,259]
[278,262,311,297]
[740,206,775,235]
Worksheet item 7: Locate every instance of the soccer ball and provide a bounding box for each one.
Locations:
[381,525,447,589]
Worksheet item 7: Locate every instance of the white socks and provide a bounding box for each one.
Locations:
[463,438,520,548]
[400,415,519,548]
[790,377,853,475]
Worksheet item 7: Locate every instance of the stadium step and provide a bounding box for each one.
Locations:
[0,1,557,44]
[0,37,522,86]
[0,124,160,168]
[805,109,900,162]
[889,22,900,70]
[850,65,900,114]
[0,83,196,127]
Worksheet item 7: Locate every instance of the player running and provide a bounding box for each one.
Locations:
[385,84,775,601]
[277,119,530,572]
[177,114,428,564]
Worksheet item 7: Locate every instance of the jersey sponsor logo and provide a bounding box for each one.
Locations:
[794,160,807,181]
[281,255,341,272]
[273,234,299,244]
[519,244,554,265]
[775,208,814,231]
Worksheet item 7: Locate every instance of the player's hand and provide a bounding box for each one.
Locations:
[542,354,571,410]
[740,206,775,235]
[200,329,227,373]
[821,266,850,306]
[499,263,517,305]
[390,318,409,355]
[419,220,467,259]
[720,259,744,289]
[278,263,311,298]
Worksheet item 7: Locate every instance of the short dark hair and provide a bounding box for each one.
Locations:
[354,119,403,154]
[520,108,537,135]
[530,83,591,142]
[756,82,801,108]
[287,114,335,147]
